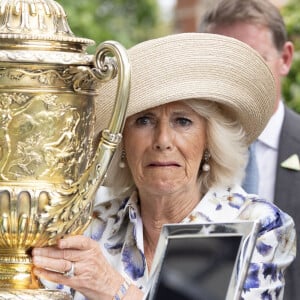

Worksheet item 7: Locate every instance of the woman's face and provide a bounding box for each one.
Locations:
[123,101,207,197]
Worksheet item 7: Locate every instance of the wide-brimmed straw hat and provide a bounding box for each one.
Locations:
[95,32,276,145]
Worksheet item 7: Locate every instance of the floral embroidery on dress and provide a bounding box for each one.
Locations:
[244,263,260,291]
[263,263,278,281]
[122,243,146,280]
[256,241,273,256]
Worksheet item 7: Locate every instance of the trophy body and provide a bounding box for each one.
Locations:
[0,0,130,298]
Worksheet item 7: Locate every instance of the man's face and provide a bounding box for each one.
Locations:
[209,22,293,111]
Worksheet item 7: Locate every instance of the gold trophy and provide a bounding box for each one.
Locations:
[0,0,130,298]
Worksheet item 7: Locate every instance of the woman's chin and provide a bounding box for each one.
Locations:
[144,180,183,195]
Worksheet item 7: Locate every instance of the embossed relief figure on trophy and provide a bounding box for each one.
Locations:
[0,92,32,180]
[43,108,81,179]
[0,92,94,183]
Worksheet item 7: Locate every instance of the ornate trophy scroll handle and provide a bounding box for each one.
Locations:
[90,40,130,184]
[93,40,131,140]
[68,41,130,229]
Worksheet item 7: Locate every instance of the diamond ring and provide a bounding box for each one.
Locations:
[64,262,75,278]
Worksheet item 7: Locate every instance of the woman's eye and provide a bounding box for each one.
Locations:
[175,117,192,126]
[135,116,152,126]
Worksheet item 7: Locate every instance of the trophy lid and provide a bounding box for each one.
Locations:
[0,0,95,57]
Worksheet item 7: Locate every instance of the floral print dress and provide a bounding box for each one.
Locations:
[47,185,296,300]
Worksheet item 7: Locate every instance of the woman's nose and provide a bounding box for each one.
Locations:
[153,122,173,151]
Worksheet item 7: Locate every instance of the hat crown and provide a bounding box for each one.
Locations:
[96,33,276,145]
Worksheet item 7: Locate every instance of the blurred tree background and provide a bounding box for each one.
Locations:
[281,0,300,113]
[57,0,172,53]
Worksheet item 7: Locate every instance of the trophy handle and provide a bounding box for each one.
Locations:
[90,40,131,185]
[93,40,131,137]
[60,41,131,233]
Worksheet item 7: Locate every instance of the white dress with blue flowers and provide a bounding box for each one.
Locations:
[47,185,296,300]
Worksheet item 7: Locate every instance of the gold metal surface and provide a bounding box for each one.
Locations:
[0,0,130,298]
[0,290,72,300]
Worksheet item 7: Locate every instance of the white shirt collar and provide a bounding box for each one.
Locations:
[258,100,284,150]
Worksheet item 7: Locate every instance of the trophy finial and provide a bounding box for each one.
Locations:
[0,0,94,51]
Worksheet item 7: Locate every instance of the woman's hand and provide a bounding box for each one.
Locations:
[32,235,124,300]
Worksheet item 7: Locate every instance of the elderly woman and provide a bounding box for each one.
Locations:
[32,33,295,300]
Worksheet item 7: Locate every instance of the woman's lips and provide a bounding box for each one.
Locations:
[148,161,180,167]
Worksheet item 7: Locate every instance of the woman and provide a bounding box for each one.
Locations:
[32,33,296,300]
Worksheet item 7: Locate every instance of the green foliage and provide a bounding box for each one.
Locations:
[281,0,300,113]
[57,0,163,53]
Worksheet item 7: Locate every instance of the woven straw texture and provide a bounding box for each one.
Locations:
[95,33,276,145]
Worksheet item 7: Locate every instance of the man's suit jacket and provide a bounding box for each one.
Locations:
[274,107,300,300]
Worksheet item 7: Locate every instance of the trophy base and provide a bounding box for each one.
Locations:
[0,289,72,300]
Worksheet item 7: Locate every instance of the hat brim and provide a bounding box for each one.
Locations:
[95,33,276,145]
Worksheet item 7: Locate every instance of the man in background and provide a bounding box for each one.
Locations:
[199,0,300,299]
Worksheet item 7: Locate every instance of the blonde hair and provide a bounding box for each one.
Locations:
[103,99,248,198]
